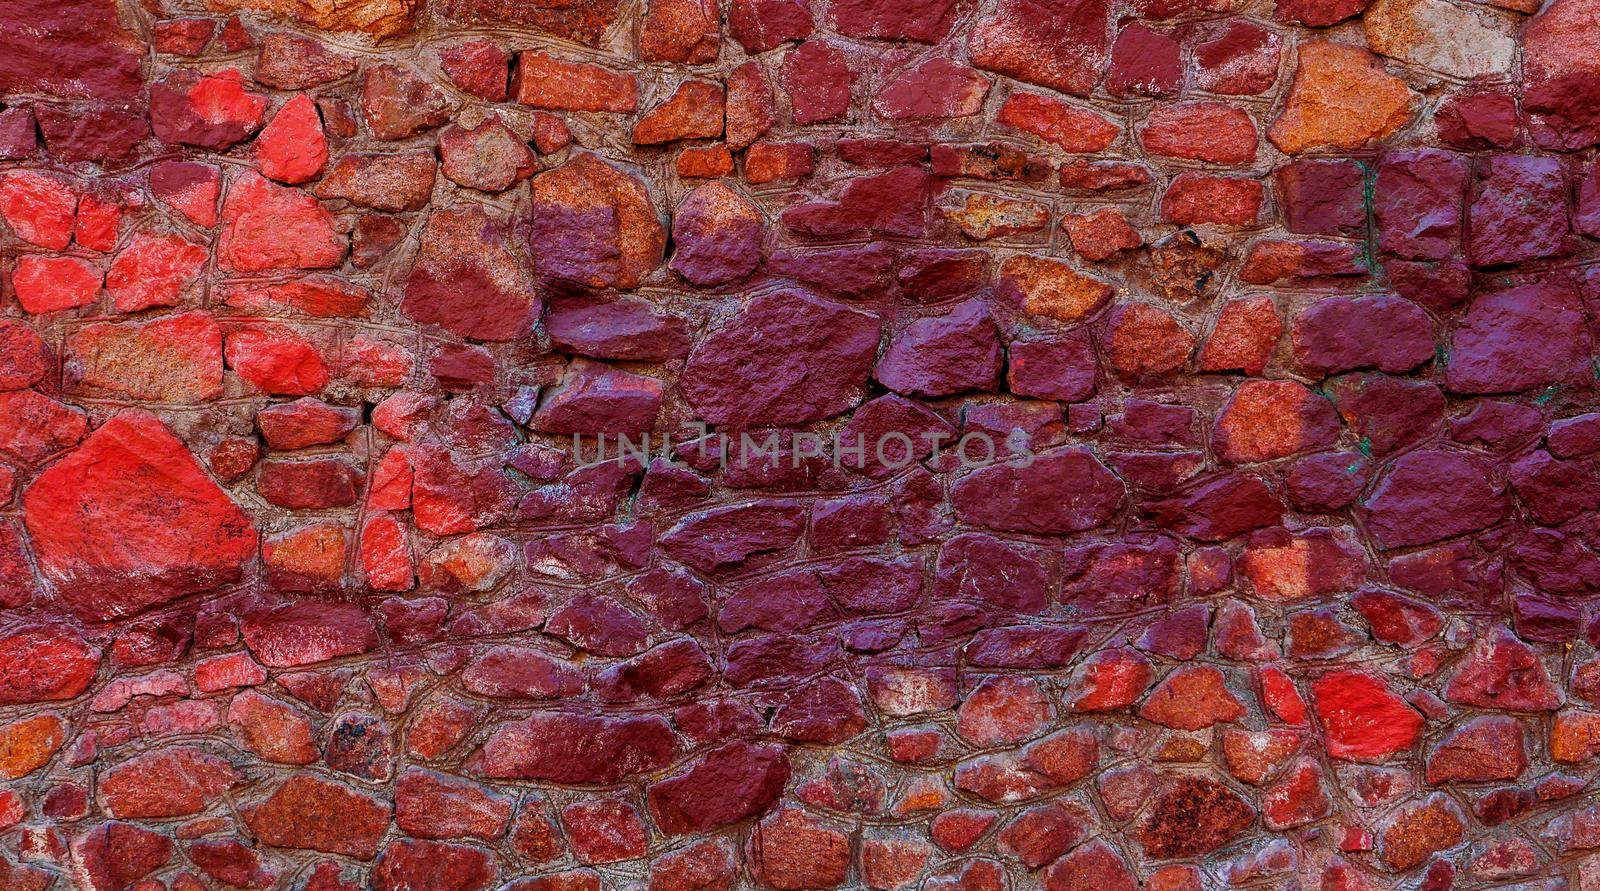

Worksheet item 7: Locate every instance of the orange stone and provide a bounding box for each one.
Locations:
[1268,41,1416,154]
[0,714,64,779]
[998,254,1115,322]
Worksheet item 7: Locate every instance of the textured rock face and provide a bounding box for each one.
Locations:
[0,0,1597,886]
[22,412,257,621]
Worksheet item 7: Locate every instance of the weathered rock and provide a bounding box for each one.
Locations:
[1447,283,1592,394]
[403,207,539,342]
[24,412,256,621]
[1268,41,1416,154]
[682,290,881,427]
[527,153,665,290]
[969,0,1113,96]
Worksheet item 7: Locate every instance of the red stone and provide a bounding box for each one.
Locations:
[1313,671,1424,761]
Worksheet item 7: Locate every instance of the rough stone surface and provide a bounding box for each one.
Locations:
[0,3,1594,887]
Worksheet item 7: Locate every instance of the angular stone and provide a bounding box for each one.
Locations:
[209,0,417,37]
[1140,777,1256,858]
[1426,716,1526,784]
[1193,21,1280,95]
[66,313,224,403]
[875,301,1001,398]
[782,41,854,124]
[1141,101,1257,163]
[634,79,724,144]
[475,713,678,783]
[729,0,814,53]
[439,118,538,193]
[683,290,881,427]
[440,0,618,45]
[1268,41,1416,154]
[748,808,851,890]
[255,32,356,89]
[98,746,240,818]
[952,448,1124,535]
[1312,670,1423,761]
[1447,283,1591,394]
[361,64,454,140]
[220,173,345,272]
[514,52,637,112]
[670,182,764,287]
[1382,794,1465,870]
[1291,295,1435,376]
[24,412,255,620]
[997,91,1120,152]
[1359,450,1506,549]
[315,152,436,212]
[242,773,392,860]
[106,231,209,312]
[149,69,266,150]
[969,0,1113,97]
[404,206,539,342]
[0,0,143,102]
[1466,154,1576,268]
[873,58,990,120]
[527,153,665,290]
[256,94,328,184]
[997,254,1113,322]
[1213,380,1340,464]
[649,742,790,835]
[1374,149,1468,261]
[1522,0,1600,149]
[1445,626,1562,711]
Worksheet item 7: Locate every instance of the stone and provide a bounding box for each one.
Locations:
[226,325,330,396]
[748,807,851,890]
[255,94,327,184]
[1199,296,1281,375]
[832,0,958,41]
[1107,21,1182,97]
[242,774,392,860]
[0,0,143,102]
[1466,154,1575,268]
[634,80,725,144]
[682,290,881,427]
[220,173,345,272]
[149,69,266,150]
[255,32,355,89]
[1160,173,1263,227]
[527,153,665,290]
[1275,159,1366,237]
[515,52,637,111]
[373,840,498,891]
[1141,101,1257,163]
[1426,716,1526,783]
[11,256,101,314]
[98,746,240,818]
[649,742,791,834]
[1213,380,1340,464]
[23,412,255,620]
[440,0,618,45]
[1268,41,1416,154]
[729,0,814,52]
[1447,283,1591,394]
[1292,295,1435,376]
[316,152,437,212]
[1060,209,1140,261]
[875,301,1001,398]
[1140,777,1256,858]
[640,0,719,62]
[66,313,224,403]
[1103,303,1197,376]
[1007,331,1098,402]
[441,40,509,99]
[782,41,854,124]
[670,182,764,287]
[208,0,416,37]
[475,713,678,784]
[0,714,64,779]
[361,64,454,140]
[1365,0,1514,78]
[1374,149,1468,260]
[1383,794,1465,870]
[439,118,538,193]
[969,0,1113,97]
[404,207,539,342]
[1445,626,1562,711]
[1312,671,1423,761]
[997,91,1120,152]
[0,170,75,251]
[873,59,990,120]
[952,448,1124,535]
[1359,450,1506,549]
[1522,0,1600,149]
[241,601,378,667]
[1193,21,1280,95]
[997,254,1113,321]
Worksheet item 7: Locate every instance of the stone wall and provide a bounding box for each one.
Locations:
[0,0,1599,887]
